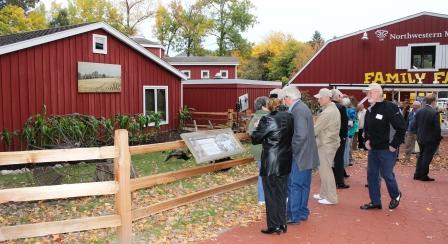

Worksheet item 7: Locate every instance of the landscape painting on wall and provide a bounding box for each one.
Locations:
[78,62,121,93]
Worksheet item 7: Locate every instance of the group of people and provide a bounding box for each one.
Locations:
[247,83,443,235]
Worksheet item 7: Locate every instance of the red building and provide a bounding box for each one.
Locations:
[0,22,187,144]
[289,12,448,103]
[165,56,239,80]
[131,36,165,58]
[183,79,282,112]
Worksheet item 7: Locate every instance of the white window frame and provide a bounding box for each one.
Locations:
[407,42,439,72]
[220,70,228,78]
[92,34,107,54]
[201,70,210,79]
[143,86,169,126]
[181,70,191,79]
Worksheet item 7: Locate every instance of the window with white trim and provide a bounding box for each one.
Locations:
[220,70,228,78]
[411,46,435,69]
[92,34,107,54]
[201,70,209,79]
[396,43,448,71]
[143,86,168,124]
[181,70,191,79]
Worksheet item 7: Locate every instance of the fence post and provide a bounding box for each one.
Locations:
[114,129,132,243]
[227,109,234,127]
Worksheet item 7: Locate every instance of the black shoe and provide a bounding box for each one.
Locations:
[261,227,282,235]
[389,192,402,209]
[280,225,287,233]
[360,203,382,210]
[344,174,350,178]
[286,219,301,225]
[364,184,368,187]
[337,184,350,189]
[413,176,421,180]
[420,177,435,181]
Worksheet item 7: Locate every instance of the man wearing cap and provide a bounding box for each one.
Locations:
[282,86,319,224]
[331,89,350,189]
[312,88,341,205]
[361,83,406,210]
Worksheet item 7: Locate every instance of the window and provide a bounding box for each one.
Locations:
[181,70,191,79]
[92,34,107,54]
[143,86,168,125]
[201,70,209,79]
[396,43,448,71]
[220,70,228,78]
[411,46,435,69]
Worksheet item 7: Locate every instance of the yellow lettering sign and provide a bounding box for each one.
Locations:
[374,72,385,84]
[434,72,445,84]
[364,72,375,84]
[415,73,426,84]
[385,73,399,83]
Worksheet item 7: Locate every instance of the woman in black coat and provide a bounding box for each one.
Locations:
[251,98,294,235]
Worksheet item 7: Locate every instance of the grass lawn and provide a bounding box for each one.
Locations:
[0,143,260,243]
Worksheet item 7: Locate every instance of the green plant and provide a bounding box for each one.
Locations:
[115,114,130,129]
[149,111,163,130]
[0,129,18,151]
[178,105,192,129]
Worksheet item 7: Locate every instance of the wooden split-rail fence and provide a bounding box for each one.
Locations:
[0,130,256,242]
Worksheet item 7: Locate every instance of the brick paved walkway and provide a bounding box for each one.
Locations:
[203,163,448,244]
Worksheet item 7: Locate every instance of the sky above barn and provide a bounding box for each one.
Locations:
[41,0,447,46]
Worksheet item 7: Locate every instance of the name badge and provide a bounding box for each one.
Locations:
[375,114,383,120]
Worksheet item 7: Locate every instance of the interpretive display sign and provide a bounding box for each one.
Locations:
[180,128,244,163]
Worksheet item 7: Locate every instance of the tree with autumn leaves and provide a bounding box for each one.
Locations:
[238,32,316,84]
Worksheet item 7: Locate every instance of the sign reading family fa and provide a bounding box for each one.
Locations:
[364,71,448,84]
[374,29,448,41]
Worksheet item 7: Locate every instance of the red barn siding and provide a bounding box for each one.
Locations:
[173,65,237,79]
[0,29,182,150]
[145,47,163,58]
[292,15,448,85]
[183,84,280,112]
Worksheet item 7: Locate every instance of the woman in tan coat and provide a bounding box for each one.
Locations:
[312,88,341,204]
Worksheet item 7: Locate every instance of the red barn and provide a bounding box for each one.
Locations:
[0,22,187,145]
[289,12,448,103]
[131,36,165,58]
[182,79,282,112]
[165,56,239,80]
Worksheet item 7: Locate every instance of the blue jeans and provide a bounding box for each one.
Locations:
[344,137,352,167]
[257,160,265,202]
[367,149,400,205]
[287,162,312,222]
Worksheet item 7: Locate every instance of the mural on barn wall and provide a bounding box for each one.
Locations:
[77,62,122,93]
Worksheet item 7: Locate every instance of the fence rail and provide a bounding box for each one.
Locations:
[0,131,254,242]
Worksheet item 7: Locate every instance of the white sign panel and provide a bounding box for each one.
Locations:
[180,128,245,163]
[239,93,249,112]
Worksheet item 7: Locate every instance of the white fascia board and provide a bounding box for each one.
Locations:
[182,79,282,86]
[140,44,166,50]
[169,62,240,66]
[288,12,448,85]
[0,22,187,80]
[289,83,330,87]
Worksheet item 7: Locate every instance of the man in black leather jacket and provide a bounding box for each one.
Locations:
[251,98,293,235]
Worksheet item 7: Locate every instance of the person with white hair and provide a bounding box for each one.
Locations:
[361,83,405,210]
[312,88,341,205]
[331,89,350,189]
[281,86,319,224]
[247,96,270,205]
[403,101,421,161]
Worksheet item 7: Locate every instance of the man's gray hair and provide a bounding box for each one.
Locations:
[254,96,269,111]
[282,86,301,100]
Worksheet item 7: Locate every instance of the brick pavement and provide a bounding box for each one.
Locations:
[203,163,448,244]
